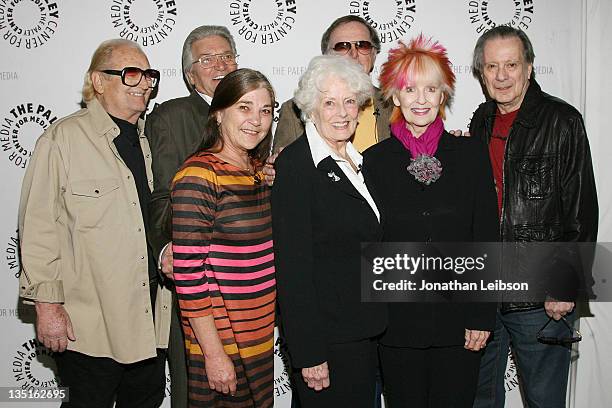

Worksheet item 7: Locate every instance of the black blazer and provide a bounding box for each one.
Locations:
[144,92,210,257]
[272,135,387,368]
[363,132,499,347]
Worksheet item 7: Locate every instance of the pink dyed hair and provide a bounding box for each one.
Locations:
[379,34,456,123]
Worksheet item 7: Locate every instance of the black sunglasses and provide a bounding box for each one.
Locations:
[332,40,374,55]
[537,316,582,345]
[101,67,160,88]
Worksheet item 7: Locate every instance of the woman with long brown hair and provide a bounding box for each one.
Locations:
[171,68,276,407]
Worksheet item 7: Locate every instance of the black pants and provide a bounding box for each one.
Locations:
[55,349,166,408]
[379,345,482,408]
[293,338,378,408]
[167,289,188,407]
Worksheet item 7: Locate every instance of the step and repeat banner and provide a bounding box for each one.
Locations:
[0,1,610,407]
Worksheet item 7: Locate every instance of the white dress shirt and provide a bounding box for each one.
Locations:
[305,121,380,222]
[197,90,213,105]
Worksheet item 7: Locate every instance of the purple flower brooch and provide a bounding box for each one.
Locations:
[407,155,443,185]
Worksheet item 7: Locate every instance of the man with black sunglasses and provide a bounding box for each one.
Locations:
[18,39,171,407]
[144,25,239,408]
[101,66,161,88]
[272,15,393,154]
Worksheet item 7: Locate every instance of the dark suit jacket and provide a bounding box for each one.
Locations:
[272,87,393,153]
[363,132,499,348]
[272,135,387,368]
[144,92,210,257]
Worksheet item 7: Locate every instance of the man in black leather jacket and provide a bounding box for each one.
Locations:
[469,26,598,408]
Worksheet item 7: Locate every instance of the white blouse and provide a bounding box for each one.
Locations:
[305,121,380,222]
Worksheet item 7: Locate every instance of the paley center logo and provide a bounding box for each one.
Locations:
[504,350,519,392]
[0,0,60,49]
[0,102,57,169]
[348,0,418,44]
[110,0,177,47]
[228,0,297,45]
[1,102,57,169]
[274,334,292,398]
[468,0,535,34]
[5,229,20,278]
[12,338,58,390]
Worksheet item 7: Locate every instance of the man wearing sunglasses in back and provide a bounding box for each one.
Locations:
[18,39,171,407]
[272,15,393,154]
[144,25,239,407]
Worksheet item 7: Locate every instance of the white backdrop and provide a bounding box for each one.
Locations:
[0,1,609,407]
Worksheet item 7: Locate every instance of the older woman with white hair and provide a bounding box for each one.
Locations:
[272,55,387,407]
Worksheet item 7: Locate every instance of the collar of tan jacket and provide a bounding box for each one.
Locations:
[87,97,146,138]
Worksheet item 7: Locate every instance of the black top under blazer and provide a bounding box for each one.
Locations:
[272,135,387,368]
[363,131,499,348]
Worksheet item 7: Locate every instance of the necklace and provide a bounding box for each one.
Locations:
[215,152,261,184]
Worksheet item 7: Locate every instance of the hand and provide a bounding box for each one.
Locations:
[449,129,471,137]
[263,150,281,187]
[544,301,574,321]
[464,329,490,351]
[205,351,237,396]
[160,243,174,280]
[35,302,76,352]
[301,361,330,391]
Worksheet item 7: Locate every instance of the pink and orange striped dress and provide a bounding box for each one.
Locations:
[171,152,275,408]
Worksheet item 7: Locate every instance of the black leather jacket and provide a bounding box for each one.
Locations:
[470,79,599,313]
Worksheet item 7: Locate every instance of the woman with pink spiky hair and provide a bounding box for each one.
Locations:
[363,35,499,407]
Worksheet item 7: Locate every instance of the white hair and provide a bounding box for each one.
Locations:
[294,55,373,121]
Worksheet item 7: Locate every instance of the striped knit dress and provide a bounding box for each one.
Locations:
[171,152,275,408]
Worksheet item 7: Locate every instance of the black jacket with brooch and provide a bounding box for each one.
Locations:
[363,131,498,347]
[272,135,387,368]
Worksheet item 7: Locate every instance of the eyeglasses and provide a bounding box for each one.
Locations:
[537,316,582,345]
[332,40,374,55]
[101,67,160,88]
[192,53,239,69]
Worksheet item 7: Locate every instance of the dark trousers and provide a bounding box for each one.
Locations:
[167,289,188,407]
[293,339,378,408]
[55,349,166,408]
[379,345,482,408]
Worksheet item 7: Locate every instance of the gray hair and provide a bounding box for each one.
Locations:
[182,25,237,86]
[294,55,374,122]
[472,26,535,79]
[320,15,381,55]
[82,39,143,103]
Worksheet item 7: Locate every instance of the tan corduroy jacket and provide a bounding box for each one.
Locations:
[18,98,171,364]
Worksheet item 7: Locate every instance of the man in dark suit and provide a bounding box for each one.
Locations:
[144,25,239,407]
[272,15,393,154]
